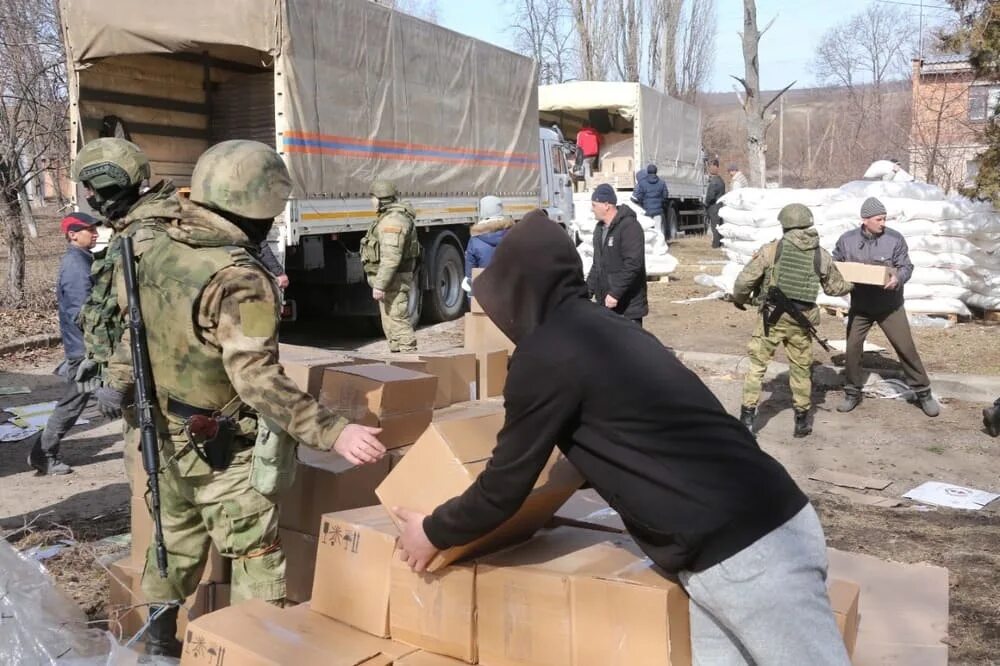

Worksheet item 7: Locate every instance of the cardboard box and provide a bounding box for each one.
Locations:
[180,601,416,666]
[280,354,359,397]
[280,528,319,604]
[470,268,486,314]
[834,261,893,287]
[432,400,504,423]
[130,495,230,583]
[395,652,468,665]
[319,364,437,449]
[366,354,429,374]
[417,351,478,407]
[550,488,626,533]
[463,313,515,354]
[828,579,861,657]
[279,445,391,536]
[376,411,583,571]
[389,556,476,662]
[475,349,508,399]
[476,527,690,666]
[310,506,399,636]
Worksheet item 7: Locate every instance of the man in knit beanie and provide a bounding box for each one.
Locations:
[832,197,940,416]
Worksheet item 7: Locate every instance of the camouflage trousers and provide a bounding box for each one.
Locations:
[379,282,417,352]
[138,446,285,605]
[742,314,814,411]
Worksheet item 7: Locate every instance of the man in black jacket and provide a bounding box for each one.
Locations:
[706,159,727,248]
[586,183,648,325]
[393,211,850,665]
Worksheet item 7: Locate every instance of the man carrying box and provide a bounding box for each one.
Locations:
[393,210,851,665]
[832,197,939,416]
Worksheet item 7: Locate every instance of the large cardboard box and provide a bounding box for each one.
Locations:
[278,445,391,536]
[396,652,468,665]
[320,364,437,449]
[463,313,515,354]
[834,261,893,287]
[419,351,478,407]
[310,506,399,636]
[376,411,583,572]
[550,488,626,533]
[470,267,485,314]
[280,528,319,604]
[475,349,508,399]
[432,401,504,423]
[280,354,359,397]
[476,527,691,666]
[131,496,229,583]
[828,579,861,657]
[180,601,416,666]
[389,556,476,662]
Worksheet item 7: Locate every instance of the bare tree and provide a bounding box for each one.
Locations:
[609,0,641,82]
[733,0,794,186]
[676,0,716,102]
[0,0,68,306]
[508,0,575,84]
[569,0,612,80]
[382,0,441,22]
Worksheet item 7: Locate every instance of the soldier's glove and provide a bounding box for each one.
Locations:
[94,385,125,419]
[74,358,101,393]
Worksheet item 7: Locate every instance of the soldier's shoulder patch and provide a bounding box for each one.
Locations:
[383,231,401,247]
[381,225,403,233]
[238,300,276,338]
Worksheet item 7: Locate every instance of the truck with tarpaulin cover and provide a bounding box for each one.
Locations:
[60,0,574,324]
[539,81,705,236]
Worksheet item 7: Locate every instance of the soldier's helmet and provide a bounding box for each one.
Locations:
[190,140,292,219]
[71,138,150,190]
[370,179,398,200]
[778,203,814,230]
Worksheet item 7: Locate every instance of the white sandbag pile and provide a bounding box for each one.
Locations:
[571,192,678,278]
[705,179,1000,317]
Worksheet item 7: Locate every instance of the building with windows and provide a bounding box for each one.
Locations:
[909,54,991,193]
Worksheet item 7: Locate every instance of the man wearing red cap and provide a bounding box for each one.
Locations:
[26,213,100,474]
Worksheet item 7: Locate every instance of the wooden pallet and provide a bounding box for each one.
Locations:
[968,306,1000,323]
[821,305,971,324]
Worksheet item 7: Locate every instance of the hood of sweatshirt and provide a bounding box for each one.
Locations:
[474,209,589,344]
[165,197,254,249]
[783,227,819,251]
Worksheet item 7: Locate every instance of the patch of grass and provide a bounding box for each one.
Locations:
[925,444,946,455]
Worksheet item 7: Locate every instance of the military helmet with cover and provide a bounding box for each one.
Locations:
[370,179,398,200]
[71,138,150,190]
[778,203,814,230]
[190,140,292,219]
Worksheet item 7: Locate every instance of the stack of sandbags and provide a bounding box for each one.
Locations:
[571,191,678,279]
[710,180,1000,317]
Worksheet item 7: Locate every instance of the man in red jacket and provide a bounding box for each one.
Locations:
[576,123,600,182]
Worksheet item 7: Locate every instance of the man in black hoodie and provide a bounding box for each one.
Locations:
[393,210,850,665]
[586,183,648,325]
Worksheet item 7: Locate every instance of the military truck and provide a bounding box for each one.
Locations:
[61,0,574,324]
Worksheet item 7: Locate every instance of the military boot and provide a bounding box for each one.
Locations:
[145,604,182,658]
[983,400,1000,437]
[739,405,756,433]
[27,440,72,476]
[793,409,812,438]
[837,387,862,413]
[915,389,940,417]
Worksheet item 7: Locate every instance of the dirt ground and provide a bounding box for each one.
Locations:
[0,231,997,662]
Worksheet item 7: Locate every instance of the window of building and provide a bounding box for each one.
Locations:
[968,85,1000,121]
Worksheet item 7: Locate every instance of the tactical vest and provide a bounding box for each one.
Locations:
[361,203,421,274]
[770,238,822,303]
[138,233,279,477]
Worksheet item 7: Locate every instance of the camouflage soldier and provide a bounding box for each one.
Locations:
[731,204,852,438]
[361,180,420,352]
[105,140,386,656]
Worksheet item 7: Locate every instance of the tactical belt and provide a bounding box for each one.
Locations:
[166,396,216,420]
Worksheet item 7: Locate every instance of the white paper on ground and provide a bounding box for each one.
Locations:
[4,401,90,429]
[902,481,999,510]
[827,339,886,353]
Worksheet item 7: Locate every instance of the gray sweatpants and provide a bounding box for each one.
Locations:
[37,357,91,457]
[679,504,850,665]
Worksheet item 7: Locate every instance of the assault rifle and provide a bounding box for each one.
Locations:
[763,286,834,353]
[121,236,168,578]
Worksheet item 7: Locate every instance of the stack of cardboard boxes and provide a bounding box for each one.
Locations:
[464,269,513,400]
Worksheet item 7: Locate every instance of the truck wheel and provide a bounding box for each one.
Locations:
[424,242,465,323]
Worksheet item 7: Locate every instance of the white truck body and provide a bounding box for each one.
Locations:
[60,0,573,322]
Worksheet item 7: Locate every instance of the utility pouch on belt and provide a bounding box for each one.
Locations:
[249,416,297,496]
[185,413,239,472]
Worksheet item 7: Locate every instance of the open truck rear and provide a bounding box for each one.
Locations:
[539,81,706,235]
[61,0,573,325]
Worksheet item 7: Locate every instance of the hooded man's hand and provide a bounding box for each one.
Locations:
[393,506,439,573]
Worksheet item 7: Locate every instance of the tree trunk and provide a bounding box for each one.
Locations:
[3,206,25,307]
[741,0,766,186]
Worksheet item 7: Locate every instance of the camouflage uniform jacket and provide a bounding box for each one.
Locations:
[361,202,419,290]
[732,228,852,325]
[107,198,348,476]
[80,181,181,381]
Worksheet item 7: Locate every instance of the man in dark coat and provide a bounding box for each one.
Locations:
[585,183,648,325]
[631,163,671,239]
[706,159,727,248]
[390,211,851,665]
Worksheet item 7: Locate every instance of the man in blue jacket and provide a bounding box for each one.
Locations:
[27,213,100,475]
[631,164,670,238]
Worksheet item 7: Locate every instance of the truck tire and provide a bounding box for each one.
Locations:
[423,242,465,323]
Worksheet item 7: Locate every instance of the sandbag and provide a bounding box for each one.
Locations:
[863,160,896,179]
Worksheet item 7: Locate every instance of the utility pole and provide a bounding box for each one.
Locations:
[778,94,784,187]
